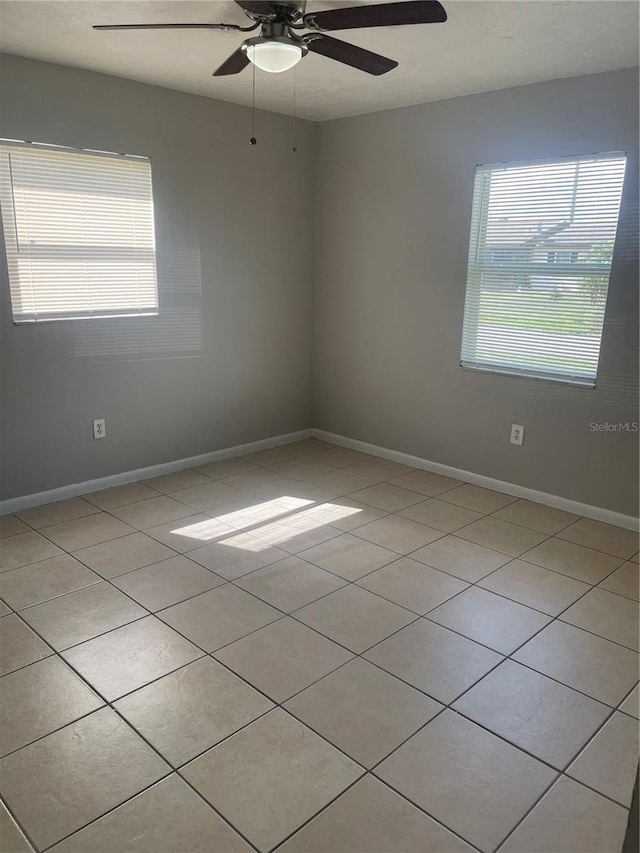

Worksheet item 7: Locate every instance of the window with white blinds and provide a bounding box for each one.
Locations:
[0,141,158,323]
[460,153,626,386]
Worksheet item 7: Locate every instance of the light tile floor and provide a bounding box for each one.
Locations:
[0,437,638,853]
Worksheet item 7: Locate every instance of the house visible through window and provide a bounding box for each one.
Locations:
[0,140,158,323]
[460,152,626,386]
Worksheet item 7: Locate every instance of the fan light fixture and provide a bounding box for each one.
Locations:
[93,1,449,79]
[245,38,304,73]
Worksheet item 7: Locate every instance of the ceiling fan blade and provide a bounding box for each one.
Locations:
[213,47,250,76]
[234,0,276,17]
[304,1,446,31]
[306,35,397,75]
[93,23,243,31]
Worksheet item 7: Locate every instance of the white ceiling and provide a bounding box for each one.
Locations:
[0,0,638,121]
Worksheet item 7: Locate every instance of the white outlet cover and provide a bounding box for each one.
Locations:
[510,424,525,446]
[93,419,106,440]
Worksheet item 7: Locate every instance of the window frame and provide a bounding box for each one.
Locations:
[459,151,627,388]
[0,138,159,325]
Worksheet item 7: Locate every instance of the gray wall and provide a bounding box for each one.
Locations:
[1,57,637,516]
[0,54,315,500]
[313,69,639,516]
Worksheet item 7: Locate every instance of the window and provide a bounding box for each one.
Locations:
[0,140,158,323]
[460,153,626,386]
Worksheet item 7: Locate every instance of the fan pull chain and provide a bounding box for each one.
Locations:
[249,61,257,145]
[291,68,297,153]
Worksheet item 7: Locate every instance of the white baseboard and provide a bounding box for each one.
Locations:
[0,429,313,516]
[312,429,640,533]
[3,425,638,533]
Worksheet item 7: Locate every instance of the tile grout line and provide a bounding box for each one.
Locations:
[2,472,404,851]
[1,446,637,851]
[490,773,567,853]
[21,450,406,851]
[211,480,639,837]
[3,538,474,852]
[0,792,40,853]
[5,467,636,682]
[358,570,635,831]
[492,698,636,850]
[4,512,635,641]
[5,558,636,778]
[5,469,638,709]
[162,480,632,615]
[2,611,636,847]
[5,458,632,587]
[220,520,637,839]
[4,510,637,621]
[366,537,638,763]
[2,591,267,852]
[6,462,638,715]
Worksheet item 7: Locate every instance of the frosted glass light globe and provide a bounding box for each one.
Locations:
[247,41,303,73]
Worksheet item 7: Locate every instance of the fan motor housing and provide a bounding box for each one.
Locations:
[248,1,306,22]
[272,1,306,15]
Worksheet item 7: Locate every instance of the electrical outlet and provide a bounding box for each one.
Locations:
[510,423,525,446]
[93,419,106,440]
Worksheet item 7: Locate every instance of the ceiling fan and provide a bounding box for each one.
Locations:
[94,1,447,77]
